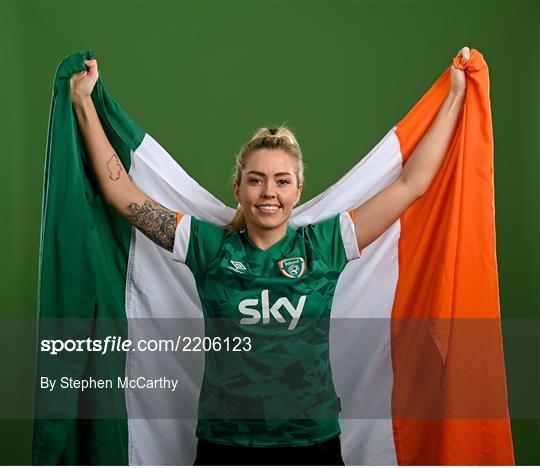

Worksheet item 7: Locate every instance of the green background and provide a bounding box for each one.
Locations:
[1,0,538,464]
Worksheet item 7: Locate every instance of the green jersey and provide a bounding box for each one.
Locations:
[172,212,361,447]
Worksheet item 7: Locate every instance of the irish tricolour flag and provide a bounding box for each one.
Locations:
[33,49,514,465]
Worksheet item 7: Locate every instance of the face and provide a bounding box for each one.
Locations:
[234,149,303,233]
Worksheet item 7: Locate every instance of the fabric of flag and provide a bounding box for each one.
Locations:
[33,48,514,465]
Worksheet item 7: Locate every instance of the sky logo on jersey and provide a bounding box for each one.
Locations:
[239,290,306,330]
[228,260,247,273]
[278,257,306,278]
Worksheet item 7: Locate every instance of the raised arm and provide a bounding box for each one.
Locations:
[352,47,470,252]
[71,59,176,252]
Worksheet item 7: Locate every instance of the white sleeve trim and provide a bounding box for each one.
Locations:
[171,214,191,263]
[340,212,361,261]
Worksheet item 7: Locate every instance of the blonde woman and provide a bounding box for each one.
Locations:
[70,46,469,465]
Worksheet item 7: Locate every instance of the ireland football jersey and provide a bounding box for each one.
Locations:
[172,212,361,447]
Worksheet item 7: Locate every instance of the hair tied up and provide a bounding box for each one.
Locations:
[227,125,304,232]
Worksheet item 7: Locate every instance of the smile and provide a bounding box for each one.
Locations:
[256,204,281,214]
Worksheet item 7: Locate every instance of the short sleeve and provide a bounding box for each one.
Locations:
[304,212,362,272]
[171,212,227,274]
[341,210,363,260]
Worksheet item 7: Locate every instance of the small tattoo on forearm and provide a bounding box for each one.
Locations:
[106,153,123,181]
[127,200,176,252]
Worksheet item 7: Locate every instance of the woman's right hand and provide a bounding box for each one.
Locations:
[70,59,99,105]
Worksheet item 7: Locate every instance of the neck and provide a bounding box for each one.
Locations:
[245,222,289,251]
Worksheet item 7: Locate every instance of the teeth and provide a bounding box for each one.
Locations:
[258,205,280,213]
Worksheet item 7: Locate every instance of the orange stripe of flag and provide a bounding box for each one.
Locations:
[391,49,514,465]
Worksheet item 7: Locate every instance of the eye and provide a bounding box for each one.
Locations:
[277,178,291,186]
[248,177,262,185]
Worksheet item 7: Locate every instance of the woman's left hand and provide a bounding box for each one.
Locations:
[450,46,470,96]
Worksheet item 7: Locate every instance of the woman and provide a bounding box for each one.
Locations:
[70,47,469,466]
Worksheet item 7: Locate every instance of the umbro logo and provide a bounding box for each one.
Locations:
[228,260,247,273]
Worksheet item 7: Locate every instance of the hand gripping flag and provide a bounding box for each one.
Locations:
[33,49,514,465]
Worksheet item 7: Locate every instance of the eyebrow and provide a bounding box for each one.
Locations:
[247,171,293,177]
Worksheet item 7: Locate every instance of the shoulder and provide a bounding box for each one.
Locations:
[191,215,229,237]
[297,212,361,265]
[172,213,232,266]
[299,213,348,239]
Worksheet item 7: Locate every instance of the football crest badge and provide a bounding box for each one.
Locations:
[278,257,306,278]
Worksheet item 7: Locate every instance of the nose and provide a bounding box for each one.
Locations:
[261,181,277,198]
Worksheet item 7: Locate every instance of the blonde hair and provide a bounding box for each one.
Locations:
[228,125,304,232]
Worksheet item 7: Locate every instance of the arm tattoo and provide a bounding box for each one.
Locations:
[127,199,176,252]
[106,153,123,181]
